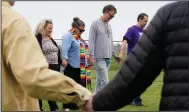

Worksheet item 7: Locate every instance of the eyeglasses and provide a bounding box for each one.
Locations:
[107,11,115,18]
[78,28,85,33]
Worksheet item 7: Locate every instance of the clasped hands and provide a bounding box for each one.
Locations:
[83,94,94,112]
[89,55,122,66]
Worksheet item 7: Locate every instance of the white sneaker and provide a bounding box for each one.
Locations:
[65,108,70,111]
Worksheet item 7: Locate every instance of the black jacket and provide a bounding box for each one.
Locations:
[36,33,62,65]
[92,1,188,111]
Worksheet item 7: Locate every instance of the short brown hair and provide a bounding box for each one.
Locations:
[102,4,117,14]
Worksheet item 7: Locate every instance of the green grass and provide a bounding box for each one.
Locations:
[41,70,163,111]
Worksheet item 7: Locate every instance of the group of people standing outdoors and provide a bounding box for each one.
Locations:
[34,4,149,111]
[2,0,188,111]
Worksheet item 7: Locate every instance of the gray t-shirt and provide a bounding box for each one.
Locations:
[88,18,115,59]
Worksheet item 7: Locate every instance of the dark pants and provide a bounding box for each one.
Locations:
[126,54,142,105]
[133,96,142,105]
[39,64,59,111]
[62,64,86,110]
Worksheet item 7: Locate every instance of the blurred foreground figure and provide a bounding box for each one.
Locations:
[85,1,188,111]
[2,0,91,111]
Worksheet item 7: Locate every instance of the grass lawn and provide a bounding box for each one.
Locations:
[41,70,163,111]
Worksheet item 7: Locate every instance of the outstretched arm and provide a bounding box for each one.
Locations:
[3,18,91,108]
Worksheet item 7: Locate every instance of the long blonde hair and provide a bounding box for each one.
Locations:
[34,19,53,36]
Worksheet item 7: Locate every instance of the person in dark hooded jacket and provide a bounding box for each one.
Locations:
[84,1,188,111]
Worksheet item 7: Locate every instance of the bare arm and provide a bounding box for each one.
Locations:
[119,40,127,58]
[119,27,133,59]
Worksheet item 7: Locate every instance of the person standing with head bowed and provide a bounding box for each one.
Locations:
[62,17,92,111]
[119,13,149,106]
[35,19,62,111]
[88,4,121,93]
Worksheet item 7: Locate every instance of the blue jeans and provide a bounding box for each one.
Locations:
[94,58,111,92]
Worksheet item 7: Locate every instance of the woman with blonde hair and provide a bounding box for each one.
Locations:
[35,19,61,111]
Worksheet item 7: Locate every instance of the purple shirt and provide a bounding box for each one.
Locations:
[123,25,144,55]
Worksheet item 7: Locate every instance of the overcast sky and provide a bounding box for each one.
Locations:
[12,1,173,43]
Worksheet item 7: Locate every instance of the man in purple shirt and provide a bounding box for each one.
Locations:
[119,13,148,106]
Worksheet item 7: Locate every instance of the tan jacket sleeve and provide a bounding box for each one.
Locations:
[3,17,91,108]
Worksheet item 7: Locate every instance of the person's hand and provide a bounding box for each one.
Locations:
[90,58,95,66]
[119,53,124,60]
[62,59,68,68]
[114,55,122,63]
[84,95,94,112]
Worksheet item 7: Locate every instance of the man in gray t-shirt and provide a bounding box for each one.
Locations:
[88,4,121,92]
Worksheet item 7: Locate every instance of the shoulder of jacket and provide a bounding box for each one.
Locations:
[2,6,29,31]
[36,34,42,40]
[156,1,188,23]
[157,2,179,14]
